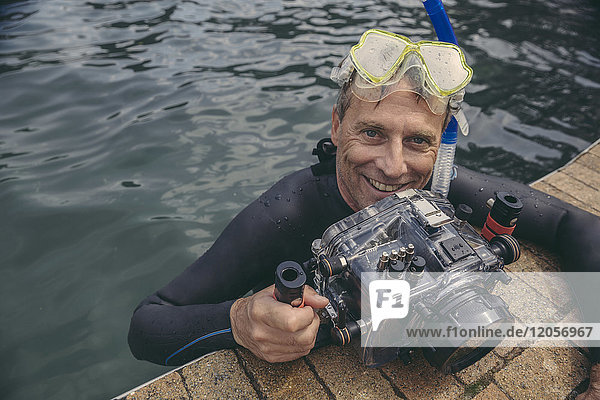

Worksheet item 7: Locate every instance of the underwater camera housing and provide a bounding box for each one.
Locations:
[303,189,520,374]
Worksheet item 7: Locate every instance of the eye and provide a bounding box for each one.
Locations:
[408,136,430,145]
[363,129,379,138]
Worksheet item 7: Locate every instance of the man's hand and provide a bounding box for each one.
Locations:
[230,284,329,363]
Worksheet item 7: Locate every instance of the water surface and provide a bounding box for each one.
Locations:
[0,0,598,398]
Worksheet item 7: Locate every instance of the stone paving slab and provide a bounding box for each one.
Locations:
[379,350,465,399]
[455,351,503,386]
[472,382,510,400]
[306,345,399,399]
[544,171,599,211]
[563,160,600,189]
[577,152,600,173]
[491,268,563,324]
[116,140,599,400]
[494,347,589,400]
[180,350,256,399]
[236,347,331,400]
[124,368,188,400]
[531,181,593,215]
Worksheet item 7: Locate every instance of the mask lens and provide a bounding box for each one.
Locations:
[343,29,472,116]
[351,31,408,83]
[419,45,470,92]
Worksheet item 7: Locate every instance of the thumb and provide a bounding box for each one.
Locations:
[303,286,329,309]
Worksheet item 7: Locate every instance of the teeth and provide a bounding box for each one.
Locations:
[369,178,401,192]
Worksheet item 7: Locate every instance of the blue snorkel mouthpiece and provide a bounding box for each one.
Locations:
[422,0,463,197]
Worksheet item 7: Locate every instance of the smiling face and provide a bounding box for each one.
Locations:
[331,90,445,211]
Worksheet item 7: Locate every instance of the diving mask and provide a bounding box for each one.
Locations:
[331,29,473,132]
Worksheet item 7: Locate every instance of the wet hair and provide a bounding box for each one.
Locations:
[334,76,354,124]
[334,71,455,134]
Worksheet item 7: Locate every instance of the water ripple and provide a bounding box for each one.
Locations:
[0,0,599,399]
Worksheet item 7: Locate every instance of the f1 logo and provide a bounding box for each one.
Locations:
[369,280,410,331]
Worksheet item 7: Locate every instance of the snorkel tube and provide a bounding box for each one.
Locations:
[422,0,461,197]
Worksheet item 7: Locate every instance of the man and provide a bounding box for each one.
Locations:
[128,29,600,398]
[231,29,459,362]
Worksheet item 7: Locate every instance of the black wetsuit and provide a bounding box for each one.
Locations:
[128,142,600,366]
[128,157,353,366]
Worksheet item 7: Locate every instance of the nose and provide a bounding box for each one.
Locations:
[379,140,408,180]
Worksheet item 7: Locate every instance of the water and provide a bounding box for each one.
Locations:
[0,0,598,398]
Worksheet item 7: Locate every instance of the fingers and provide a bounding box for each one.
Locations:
[251,286,317,332]
[230,284,324,364]
[254,349,311,363]
[259,312,320,348]
[243,315,320,361]
[303,285,330,309]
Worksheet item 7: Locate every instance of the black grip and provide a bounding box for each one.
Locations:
[274,261,306,307]
[489,192,523,227]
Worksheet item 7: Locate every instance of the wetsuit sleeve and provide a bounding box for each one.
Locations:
[128,295,237,366]
[128,167,349,365]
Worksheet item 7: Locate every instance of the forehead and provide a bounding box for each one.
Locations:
[344,91,445,134]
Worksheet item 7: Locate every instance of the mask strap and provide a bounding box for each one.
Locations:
[454,108,469,136]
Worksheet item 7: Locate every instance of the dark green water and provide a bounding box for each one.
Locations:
[0,0,598,398]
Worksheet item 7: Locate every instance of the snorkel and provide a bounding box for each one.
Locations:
[422,0,464,197]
